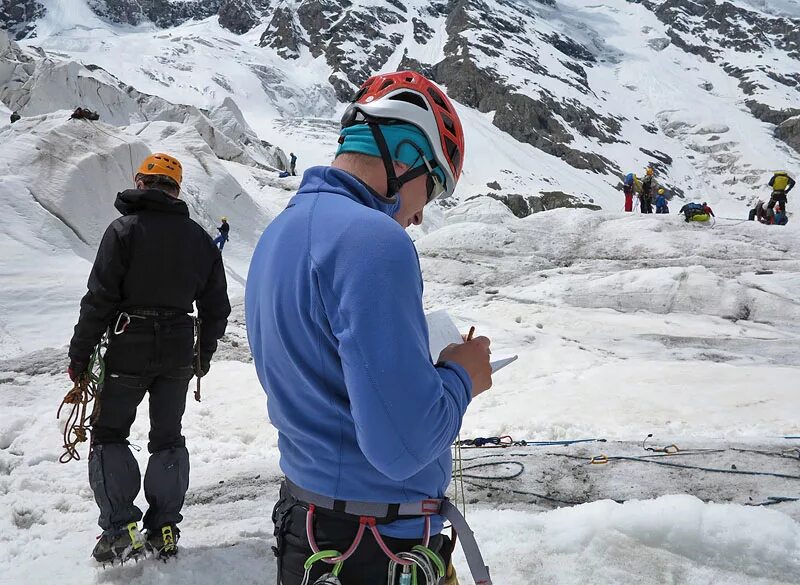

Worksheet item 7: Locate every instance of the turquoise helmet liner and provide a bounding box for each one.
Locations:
[337,123,447,188]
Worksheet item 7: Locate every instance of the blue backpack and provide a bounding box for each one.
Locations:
[624,173,634,186]
[685,203,704,212]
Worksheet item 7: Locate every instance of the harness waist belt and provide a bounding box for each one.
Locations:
[285,478,442,518]
[284,478,493,585]
[125,308,187,319]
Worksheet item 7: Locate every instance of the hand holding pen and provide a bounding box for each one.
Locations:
[439,324,493,397]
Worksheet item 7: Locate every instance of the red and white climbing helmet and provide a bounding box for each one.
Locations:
[341,71,465,198]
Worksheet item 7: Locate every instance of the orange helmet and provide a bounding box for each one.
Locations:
[136,153,183,187]
[341,71,464,198]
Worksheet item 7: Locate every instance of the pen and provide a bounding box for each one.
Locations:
[466,326,475,341]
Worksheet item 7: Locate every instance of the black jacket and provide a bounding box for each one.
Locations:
[218,221,230,235]
[641,176,654,195]
[69,189,231,369]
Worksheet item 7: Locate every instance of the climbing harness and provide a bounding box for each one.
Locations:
[57,335,107,463]
[286,478,492,585]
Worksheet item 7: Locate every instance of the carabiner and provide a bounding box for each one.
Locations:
[113,312,131,335]
[301,550,344,585]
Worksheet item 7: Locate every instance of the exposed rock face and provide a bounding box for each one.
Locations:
[259,5,306,59]
[218,0,259,34]
[88,0,221,27]
[295,0,410,101]
[776,116,800,154]
[481,191,601,218]
[0,0,45,40]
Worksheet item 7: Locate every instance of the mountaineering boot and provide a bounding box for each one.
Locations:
[145,524,180,559]
[92,522,146,563]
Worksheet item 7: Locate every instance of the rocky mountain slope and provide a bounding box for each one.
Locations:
[2,0,800,212]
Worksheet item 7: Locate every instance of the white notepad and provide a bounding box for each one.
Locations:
[425,310,518,373]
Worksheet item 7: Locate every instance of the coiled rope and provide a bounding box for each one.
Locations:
[57,338,106,463]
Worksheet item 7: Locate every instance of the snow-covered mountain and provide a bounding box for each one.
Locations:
[4,0,800,210]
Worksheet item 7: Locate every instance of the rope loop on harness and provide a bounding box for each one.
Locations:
[304,505,432,568]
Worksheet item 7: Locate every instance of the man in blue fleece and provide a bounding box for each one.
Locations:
[246,72,492,584]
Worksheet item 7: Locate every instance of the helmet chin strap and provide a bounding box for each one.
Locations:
[366,122,430,197]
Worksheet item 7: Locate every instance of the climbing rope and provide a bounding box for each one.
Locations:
[642,433,679,454]
[56,338,107,463]
[453,435,466,515]
[454,435,606,448]
[449,436,800,509]
[589,455,800,480]
[711,216,752,228]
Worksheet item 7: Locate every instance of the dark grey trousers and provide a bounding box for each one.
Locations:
[88,316,194,532]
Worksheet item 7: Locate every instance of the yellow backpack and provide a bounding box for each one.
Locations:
[772,172,791,192]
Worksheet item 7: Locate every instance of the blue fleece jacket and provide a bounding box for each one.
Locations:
[245,166,473,538]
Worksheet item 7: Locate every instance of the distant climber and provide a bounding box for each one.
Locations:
[679,201,714,222]
[10,111,20,124]
[623,172,637,212]
[68,152,230,564]
[213,217,230,251]
[290,152,297,176]
[655,188,669,214]
[768,171,795,215]
[774,203,789,226]
[749,200,773,224]
[640,167,656,214]
[70,107,100,121]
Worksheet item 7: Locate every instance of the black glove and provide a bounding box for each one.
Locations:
[68,358,88,382]
[193,351,211,378]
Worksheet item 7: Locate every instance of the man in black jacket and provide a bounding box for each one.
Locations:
[68,152,231,563]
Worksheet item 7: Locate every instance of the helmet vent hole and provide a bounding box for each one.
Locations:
[379,79,395,91]
[441,113,455,133]
[445,137,461,171]
[427,88,449,112]
[388,91,429,110]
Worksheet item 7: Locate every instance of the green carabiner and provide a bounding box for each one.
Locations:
[412,545,446,577]
[304,550,345,577]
